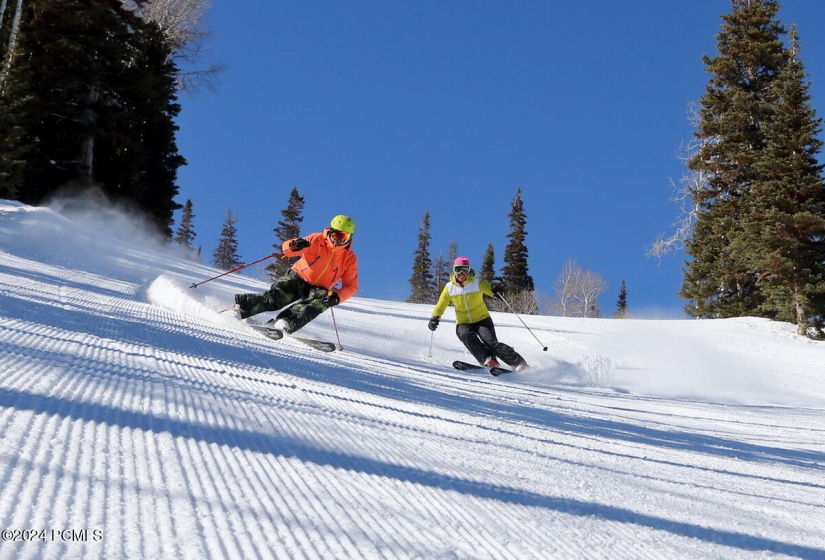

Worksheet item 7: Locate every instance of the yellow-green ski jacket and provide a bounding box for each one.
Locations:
[432,270,495,325]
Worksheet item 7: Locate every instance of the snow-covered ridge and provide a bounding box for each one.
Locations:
[1,199,823,559]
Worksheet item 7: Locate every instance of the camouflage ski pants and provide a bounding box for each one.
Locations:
[456,317,525,367]
[234,269,330,333]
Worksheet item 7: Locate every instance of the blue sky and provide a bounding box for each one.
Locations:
[174,1,825,317]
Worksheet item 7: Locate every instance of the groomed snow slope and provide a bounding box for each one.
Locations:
[0,200,823,560]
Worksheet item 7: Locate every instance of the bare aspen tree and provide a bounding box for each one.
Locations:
[0,0,24,93]
[126,0,222,93]
[548,259,608,318]
[575,269,608,318]
[432,254,448,291]
[549,259,581,317]
[647,102,710,259]
[503,289,540,315]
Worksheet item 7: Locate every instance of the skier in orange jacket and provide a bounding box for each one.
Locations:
[234,215,358,333]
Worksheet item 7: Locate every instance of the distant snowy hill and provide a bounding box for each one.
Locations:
[1,199,823,559]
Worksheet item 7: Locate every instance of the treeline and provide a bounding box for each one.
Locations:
[181,187,628,319]
[0,0,214,237]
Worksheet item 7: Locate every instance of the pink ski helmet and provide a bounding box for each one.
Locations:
[454,256,470,266]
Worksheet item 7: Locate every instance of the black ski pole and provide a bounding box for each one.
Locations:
[328,304,344,351]
[496,292,548,351]
[189,253,276,289]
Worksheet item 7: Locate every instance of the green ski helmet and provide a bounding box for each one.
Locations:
[329,214,355,235]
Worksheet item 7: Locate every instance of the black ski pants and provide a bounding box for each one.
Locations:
[456,316,525,367]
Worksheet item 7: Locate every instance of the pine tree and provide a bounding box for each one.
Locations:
[265,188,305,280]
[407,211,436,303]
[480,244,496,284]
[173,199,197,249]
[501,188,534,301]
[743,29,825,335]
[0,84,25,200]
[680,0,787,317]
[118,20,186,237]
[614,279,628,318]
[213,210,243,271]
[0,0,185,236]
[680,1,825,336]
[480,243,506,310]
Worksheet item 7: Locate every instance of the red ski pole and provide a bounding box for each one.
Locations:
[189,254,277,289]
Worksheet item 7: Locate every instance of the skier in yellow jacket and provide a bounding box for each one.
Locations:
[429,256,528,371]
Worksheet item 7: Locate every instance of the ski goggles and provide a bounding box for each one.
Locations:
[327,228,351,246]
[454,265,470,275]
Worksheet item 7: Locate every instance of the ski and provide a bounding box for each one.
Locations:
[453,360,484,372]
[291,337,337,353]
[249,324,337,353]
[250,325,284,340]
[452,360,512,377]
[292,337,337,353]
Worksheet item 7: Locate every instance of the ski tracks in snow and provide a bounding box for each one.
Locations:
[1,263,823,559]
[0,269,617,558]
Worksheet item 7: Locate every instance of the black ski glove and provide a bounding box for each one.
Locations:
[428,316,440,331]
[491,287,503,299]
[322,292,340,307]
[289,237,310,251]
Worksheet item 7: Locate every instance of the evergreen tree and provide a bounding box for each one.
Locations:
[614,279,628,318]
[173,199,197,249]
[265,188,305,280]
[480,243,506,310]
[743,29,825,334]
[0,85,25,200]
[680,1,825,336]
[680,0,787,317]
[407,210,435,303]
[0,0,185,236]
[213,210,243,271]
[480,243,496,285]
[116,20,186,237]
[501,188,534,293]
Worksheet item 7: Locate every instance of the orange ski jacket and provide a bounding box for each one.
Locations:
[280,229,359,302]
